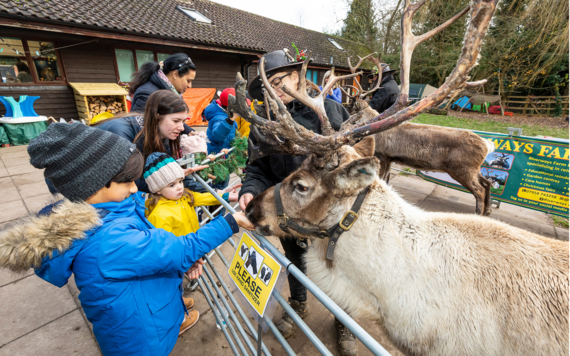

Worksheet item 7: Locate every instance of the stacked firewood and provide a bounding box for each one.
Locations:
[87,96,125,118]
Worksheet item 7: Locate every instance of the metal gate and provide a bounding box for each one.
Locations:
[177,152,392,356]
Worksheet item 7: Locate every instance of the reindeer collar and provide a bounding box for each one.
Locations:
[274,183,370,261]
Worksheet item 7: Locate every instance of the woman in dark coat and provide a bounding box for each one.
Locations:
[237,50,358,356]
[130,53,197,112]
[96,90,207,193]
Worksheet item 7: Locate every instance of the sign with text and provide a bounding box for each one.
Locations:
[418,131,569,217]
[228,232,282,317]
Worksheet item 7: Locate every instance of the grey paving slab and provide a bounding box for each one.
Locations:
[389,175,437,196]
[6,163,37,176]
[0,310,101,356]
[0,268,34,288]
[0,181,22,204]
[430,185,477,208]
[1,155,32,168]
[0,150,31,161]
[0,199,28,223]
[10,169,45,187]
[0,274,77,346]
[17,181,50,199]
[22,193,53,214]
[0,166,8,178]
[391,186,429,206]
[0,145,28,155]
[555,227,569,241]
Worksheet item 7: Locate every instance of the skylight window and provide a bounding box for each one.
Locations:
[328,38,344,51]
[178,7,212,24]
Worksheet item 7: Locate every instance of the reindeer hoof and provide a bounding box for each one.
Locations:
[484,209,492,216]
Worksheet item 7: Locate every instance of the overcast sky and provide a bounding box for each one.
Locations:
[210,0,348,34]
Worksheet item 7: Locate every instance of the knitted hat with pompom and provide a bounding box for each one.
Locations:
[143,152,185,193]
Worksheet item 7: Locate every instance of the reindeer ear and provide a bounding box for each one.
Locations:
[353,136,375,157]
[326,157,379,192]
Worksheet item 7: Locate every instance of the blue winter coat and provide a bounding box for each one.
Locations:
[318,86,343,104]
[27,193,237,356]
[204,101,236,154]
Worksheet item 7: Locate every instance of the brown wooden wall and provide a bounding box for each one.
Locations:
[0,26,257,119]
[0,86,77,119]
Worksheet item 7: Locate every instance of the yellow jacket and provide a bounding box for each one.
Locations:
[236,116,250,138]
[146,192,220,235]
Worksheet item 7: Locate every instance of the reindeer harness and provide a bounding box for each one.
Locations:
[274,183,370,261]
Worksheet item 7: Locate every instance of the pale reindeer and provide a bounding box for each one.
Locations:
[340,55,495,216]
[229,0,569,355]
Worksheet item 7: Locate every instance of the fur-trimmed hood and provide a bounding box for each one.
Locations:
[0,199,101,274]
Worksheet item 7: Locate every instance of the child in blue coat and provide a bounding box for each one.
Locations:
[0,123,253,356]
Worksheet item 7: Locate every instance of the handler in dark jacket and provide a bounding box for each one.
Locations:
[238,50,358,356]
[368,65,400,113]
[130,53,196,113]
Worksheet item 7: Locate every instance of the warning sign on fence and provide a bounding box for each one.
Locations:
[418,131,569,217]
[228,232,282,317]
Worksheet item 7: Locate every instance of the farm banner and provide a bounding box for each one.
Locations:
[417,130,569,217]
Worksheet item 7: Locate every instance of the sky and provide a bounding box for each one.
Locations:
[210,0,348,34]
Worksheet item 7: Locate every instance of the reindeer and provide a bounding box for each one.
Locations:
[489,153,510,169]
[340,56,495,216]
[229,1,569,355]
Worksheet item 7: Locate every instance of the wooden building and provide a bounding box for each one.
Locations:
[0,0,372,120]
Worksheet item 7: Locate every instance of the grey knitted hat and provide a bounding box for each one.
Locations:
[28,123,137,201]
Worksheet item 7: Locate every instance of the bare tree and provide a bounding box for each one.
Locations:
[293,8,306,27]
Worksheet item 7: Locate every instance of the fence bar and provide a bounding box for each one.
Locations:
[204,256,273,356]
[192,173,392,356]
[199,271,249,355]
[202,264,261,356]
[197,278,241,355]
[207,252,294,356]
[200,147,236,165]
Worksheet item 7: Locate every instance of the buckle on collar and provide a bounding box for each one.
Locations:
[278,215,289,231]
[339,211,358,231]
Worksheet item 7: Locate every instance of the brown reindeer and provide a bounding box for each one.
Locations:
[341,56,495,216]
[229,1,569,355]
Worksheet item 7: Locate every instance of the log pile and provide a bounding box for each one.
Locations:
[87,96,125,119]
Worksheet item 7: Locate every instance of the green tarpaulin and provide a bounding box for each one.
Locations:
[1,121,48,146]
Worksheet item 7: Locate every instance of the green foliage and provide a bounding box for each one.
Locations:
[339,0,380,51]
[195,136,248,183]
[413,114,569,139]
[552,216,569,229]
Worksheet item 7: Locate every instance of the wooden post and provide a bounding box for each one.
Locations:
[523,96,529,115]
[498,73,505,116]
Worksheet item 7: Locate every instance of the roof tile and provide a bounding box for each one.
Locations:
[0,0,372,68]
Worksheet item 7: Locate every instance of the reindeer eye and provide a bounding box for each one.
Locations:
[295,184,308,192]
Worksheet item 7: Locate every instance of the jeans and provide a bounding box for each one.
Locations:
[280,237,307,302]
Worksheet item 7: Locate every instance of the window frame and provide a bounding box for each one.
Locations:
[112,47,173,84]
[0,36,67,86]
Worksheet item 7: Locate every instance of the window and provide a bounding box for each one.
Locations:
[0,37,64,84]
[114,49,175,83]
[306,69,318,84]
[328,38,344,51]
[178,7,212,24]
[115,49,136,83]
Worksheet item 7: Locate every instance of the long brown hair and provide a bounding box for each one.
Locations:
[134,90,188,160]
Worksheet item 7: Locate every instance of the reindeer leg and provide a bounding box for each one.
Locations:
[451,172,486,215]
[478,172,493,216]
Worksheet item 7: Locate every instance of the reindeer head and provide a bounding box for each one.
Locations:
[229,0,497,239]
[245,137,377,239]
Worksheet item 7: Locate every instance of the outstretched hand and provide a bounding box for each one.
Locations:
[186,258,205,280]
[184,165,209,176]
[232,212,255,231]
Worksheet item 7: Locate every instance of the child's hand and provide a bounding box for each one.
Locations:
[186,259,205,280]
[228,192,239,202]
[220,183,242,194]
[206,154,217,162]
[221,148,230,155]
[184,165,209,176]
[232,212,255,231]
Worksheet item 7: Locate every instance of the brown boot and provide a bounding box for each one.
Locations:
[183,297,195,309]
[179,311,200,336]
[336,319,358,356]
[275,299,309,339]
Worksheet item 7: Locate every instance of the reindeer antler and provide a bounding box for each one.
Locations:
[230,0,498,163]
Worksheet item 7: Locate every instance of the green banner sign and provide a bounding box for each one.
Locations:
[417,130,569,217]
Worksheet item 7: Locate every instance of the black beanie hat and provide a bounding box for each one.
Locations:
[28,123,137,201]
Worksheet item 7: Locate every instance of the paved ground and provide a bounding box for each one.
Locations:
[0,144,567,355]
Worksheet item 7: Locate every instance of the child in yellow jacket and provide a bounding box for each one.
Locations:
[144,152,239,235]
